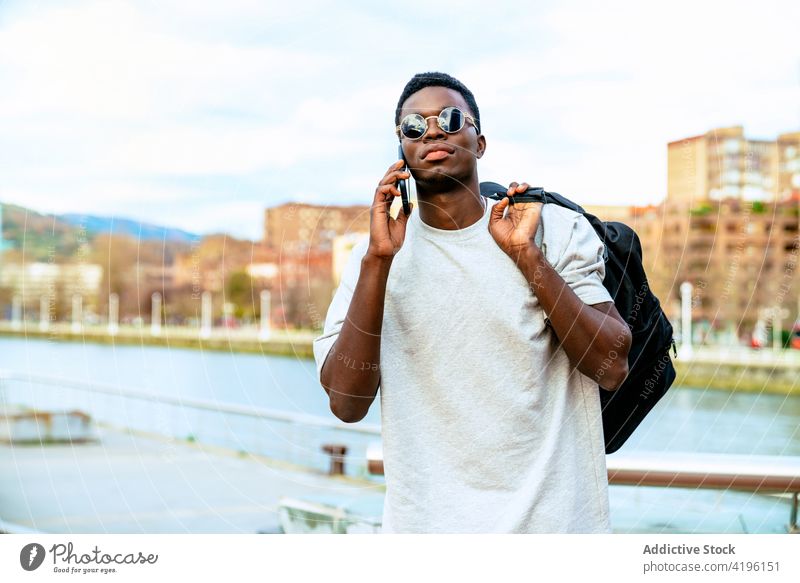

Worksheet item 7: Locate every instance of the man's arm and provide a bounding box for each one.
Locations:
[318,160,412,423]
[487,183,631,390]
[516,245,631,390]
[320,254,392,423]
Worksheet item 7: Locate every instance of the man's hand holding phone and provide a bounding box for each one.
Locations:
[367,159,414,261]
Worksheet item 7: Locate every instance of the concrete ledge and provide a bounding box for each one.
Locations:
[0,409,95,444]
[674,361,800,395]
[0,327,314,358]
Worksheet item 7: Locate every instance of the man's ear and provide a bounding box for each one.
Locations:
[475,134,486,159]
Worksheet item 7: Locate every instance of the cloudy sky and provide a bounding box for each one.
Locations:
[1,0,798,239]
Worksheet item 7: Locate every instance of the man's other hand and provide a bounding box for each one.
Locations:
[488,181,542,263]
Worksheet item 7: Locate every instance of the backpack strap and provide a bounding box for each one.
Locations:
[479,181,548,204]
[480,181,546,248]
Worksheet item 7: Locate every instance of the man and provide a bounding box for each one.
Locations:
[313,72,631,533]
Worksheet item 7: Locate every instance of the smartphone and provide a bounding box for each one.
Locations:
[397,144,412,216]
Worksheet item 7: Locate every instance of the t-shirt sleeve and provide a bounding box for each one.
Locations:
[551,213,613,306]
[312,235,370,383]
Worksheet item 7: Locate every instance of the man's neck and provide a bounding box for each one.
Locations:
[415,177,485,231]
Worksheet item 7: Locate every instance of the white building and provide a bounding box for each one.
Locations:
[0,263,103,304]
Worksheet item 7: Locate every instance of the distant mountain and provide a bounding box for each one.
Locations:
[1,203,77,260]
[1,203,201,261]
[59,214,199,243]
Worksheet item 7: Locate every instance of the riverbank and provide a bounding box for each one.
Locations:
[673,345,800,395]
[1,325,798,395]
[0,323,315,358]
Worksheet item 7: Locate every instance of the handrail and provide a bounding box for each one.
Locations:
[0,518,43,534]
[2,369,798,531]
[0,369,380,436]
[606,452,800,493]
[364,446,800,491]
[364,445,800,531]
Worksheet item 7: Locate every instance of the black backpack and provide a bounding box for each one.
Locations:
[480,182,677,454]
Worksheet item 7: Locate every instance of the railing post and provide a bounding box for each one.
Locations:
[259,290,271,341]
[71,294,83,334]
[200,291,212,339]
[11,294,22,331]
[151,292,162,337]
[39,295,50,332]
[108,293,119,336]
[678,281,693,359]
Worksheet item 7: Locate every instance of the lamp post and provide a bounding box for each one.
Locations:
[259,290,272,341]
[151,292,162,336]
[11,294,22,331]
[39,295,50,332]
[678,282,693,359]
[200,291,212,339]
[763,306,790,351]
[108,293,119,336]
[71,294,82,334]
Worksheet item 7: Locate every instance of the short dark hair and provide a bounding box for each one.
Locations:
[395,72,481,134]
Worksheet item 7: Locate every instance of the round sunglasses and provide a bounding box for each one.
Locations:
[396,106,478,140]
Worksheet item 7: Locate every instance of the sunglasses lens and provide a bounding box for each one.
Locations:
[401,114,426,139]
[439,107,464,133]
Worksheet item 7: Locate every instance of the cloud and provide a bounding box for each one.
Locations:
[462,0,800,203]
[0,0,335,120]
[0,0,797,238]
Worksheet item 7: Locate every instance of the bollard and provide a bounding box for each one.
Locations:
[321,444,348,476]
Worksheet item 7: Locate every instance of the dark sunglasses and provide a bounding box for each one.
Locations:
[396,106,478,140]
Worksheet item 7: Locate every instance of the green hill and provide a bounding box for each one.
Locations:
[1,203,80,261]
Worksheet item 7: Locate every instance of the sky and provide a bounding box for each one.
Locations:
[0,0,798,240]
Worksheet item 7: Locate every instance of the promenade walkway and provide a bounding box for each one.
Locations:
[0,422,382,533]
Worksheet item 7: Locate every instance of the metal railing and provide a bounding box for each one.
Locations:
[0,369,378,435]
[0,518,42,534]
[1,369,798,533]
[364,442,800,533]
[0,369,380,479]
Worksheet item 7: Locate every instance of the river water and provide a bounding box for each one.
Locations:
[1,337,797,533]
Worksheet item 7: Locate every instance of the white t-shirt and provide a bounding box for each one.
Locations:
[313,197,614,533]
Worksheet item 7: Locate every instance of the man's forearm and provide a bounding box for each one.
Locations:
[321,253,392,422]
[515,245,631,389]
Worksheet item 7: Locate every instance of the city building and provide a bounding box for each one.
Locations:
[558,197,799,343]
[778,131,800,202]
[0,262,103,307]
[269,248,335,330]
[667,126,800,204]
[584,204,644,224]
[332,232,368,286]
[264,203,370,252]
[298,131,799,340]
[638,199,799,336]
[0,203,6,251]
[647,126,800,338]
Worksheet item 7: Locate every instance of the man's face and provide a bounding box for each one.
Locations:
[398,86,486,190]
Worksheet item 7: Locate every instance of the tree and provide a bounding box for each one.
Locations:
[225,270,254,319]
